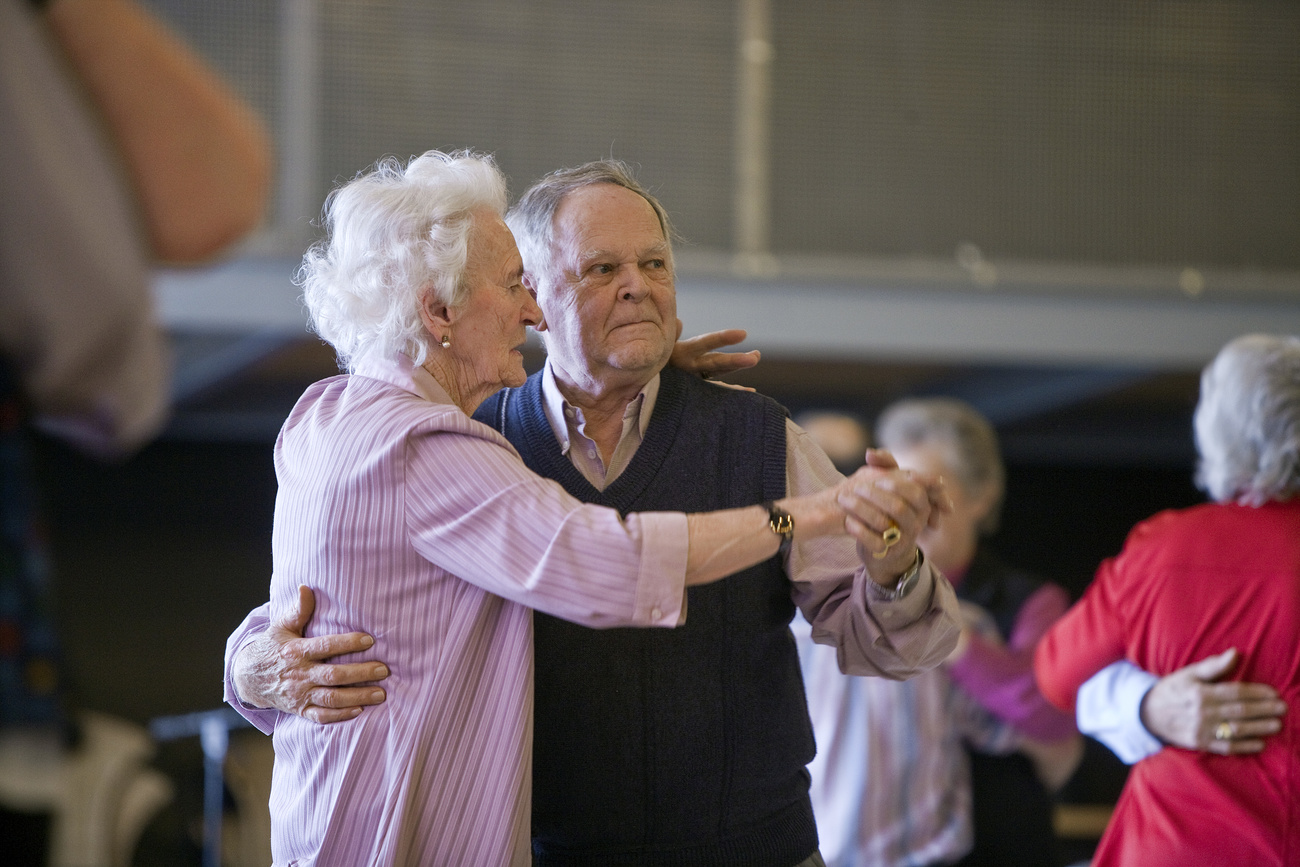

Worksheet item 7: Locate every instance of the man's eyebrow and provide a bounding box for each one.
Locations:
[570,248,620,272]
[582,242,670,259]
[571,242,669,269]
[576,247,612,263]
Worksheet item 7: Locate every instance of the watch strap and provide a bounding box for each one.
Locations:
[879,547,924,601]
[762,500,794,558]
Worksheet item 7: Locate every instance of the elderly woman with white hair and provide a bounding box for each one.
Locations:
[1035,333,1300,867]
[228,150,898,866]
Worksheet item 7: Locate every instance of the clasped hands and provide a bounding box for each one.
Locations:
[818,448,951,588]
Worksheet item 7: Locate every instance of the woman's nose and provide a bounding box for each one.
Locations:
[522,292,543,326]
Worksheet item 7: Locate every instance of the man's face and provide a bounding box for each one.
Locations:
[535,184,677,389]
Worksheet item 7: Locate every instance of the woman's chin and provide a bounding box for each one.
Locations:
[502,363,528,389]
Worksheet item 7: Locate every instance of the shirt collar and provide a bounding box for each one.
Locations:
[352,354,457,408]
[539,359,661,454]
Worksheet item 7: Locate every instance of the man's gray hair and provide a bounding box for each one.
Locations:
[1194,333,1300,505]
[506,159,677,288]
[297,150,507,372]
[876,397,1006,535]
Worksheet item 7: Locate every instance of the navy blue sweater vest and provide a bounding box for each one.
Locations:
[475,367,819,866]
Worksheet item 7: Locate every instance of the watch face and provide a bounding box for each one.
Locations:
[767,503,794,538]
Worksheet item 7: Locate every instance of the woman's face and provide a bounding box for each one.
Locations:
[450,214,543,395]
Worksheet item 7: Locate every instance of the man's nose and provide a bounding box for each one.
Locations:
[617,263,649,301]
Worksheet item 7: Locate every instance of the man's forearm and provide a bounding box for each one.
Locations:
[784,420,960,677]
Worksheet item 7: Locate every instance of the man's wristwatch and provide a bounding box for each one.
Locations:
[879,548,924,600]
[762,500,794,557]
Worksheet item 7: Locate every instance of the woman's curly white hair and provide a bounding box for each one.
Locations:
[297,150,507,371]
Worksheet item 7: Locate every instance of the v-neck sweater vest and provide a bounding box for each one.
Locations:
[477,367,819,867]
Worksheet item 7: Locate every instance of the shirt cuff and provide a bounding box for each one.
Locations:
[222,673,280,736]
[631,510,690,626]
[222,607,280,736]
[864,560,938,626]
[1076,660,1163,764]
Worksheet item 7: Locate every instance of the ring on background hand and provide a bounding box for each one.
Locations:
[1214,721,1234,741]
[872,523,902,559]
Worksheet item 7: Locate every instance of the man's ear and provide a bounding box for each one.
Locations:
[417,287,457,336]
[523,273,549,333]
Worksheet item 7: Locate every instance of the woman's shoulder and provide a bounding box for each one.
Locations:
[286,374,511,447]
[1127,500,1260,540]
[1114,501,1293,572]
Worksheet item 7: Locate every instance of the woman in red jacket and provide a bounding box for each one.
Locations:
[1035,333,1300,867]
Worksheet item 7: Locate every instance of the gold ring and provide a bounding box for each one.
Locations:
[1214,721,1234,741]
[872,523,902,559]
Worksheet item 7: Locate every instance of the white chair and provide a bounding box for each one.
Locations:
[0,711,174,867]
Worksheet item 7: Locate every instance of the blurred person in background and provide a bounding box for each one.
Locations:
[795,400,1078,867]
[879,399,1081,867]
[1035,333,1300,866]
[1,0,268,861]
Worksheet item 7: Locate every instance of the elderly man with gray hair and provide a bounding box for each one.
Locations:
[227,159,962,866]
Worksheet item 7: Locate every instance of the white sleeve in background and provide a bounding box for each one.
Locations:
[1076,660,1164,764]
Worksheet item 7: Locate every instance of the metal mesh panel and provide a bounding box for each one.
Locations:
[316,0,736,249]
[771,0,1300,269]
[132,1,1300,272]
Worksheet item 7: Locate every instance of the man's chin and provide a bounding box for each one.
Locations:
[607,341,673,374]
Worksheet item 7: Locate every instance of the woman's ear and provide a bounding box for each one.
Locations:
[418,287,457,337]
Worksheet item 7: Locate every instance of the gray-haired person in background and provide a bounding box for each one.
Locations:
[1036,333,1300,864]
[797,398,1078,867]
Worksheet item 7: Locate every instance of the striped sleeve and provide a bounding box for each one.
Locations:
[404,425,689,628]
